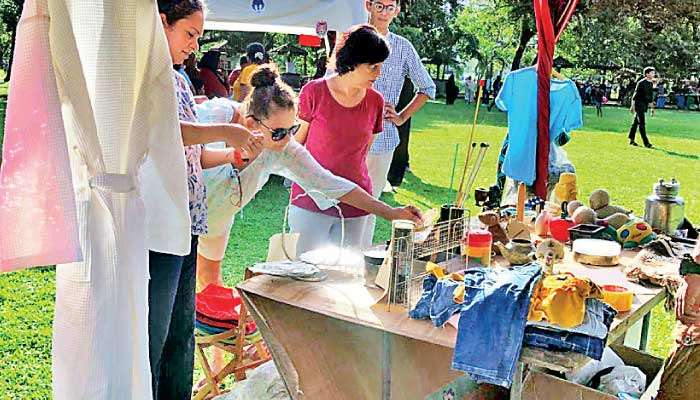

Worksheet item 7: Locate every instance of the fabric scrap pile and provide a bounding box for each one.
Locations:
[410,264,617,388]
[410,263,542,387]
[624,236,688,310]
[526,273,615,361]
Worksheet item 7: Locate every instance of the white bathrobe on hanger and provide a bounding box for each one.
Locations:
[0,1,190,398]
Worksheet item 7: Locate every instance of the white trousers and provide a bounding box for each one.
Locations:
[362,152,394,249]
[287,205,368,256]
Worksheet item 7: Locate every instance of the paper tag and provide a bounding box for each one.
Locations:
[316,20,328,37]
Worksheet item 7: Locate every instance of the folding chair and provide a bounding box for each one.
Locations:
[192,233,298,399]
[192,280,271,400]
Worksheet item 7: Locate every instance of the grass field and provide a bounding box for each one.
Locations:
[0,89,698,397]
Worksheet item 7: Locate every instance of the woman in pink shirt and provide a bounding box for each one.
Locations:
[289,24,419,254]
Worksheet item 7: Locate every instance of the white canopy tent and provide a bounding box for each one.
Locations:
[204,0,369,35]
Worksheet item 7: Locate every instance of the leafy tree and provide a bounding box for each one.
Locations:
[559,0,700,77]
[394,0,475,76]
[0,0,22,81]
[458,0,699,79]
[457,0,539,75]
[457,1,531,77]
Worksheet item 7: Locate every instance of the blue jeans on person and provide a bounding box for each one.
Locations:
[148,235,198,400]
[410,264,542,388]
[676,94,686,109]
[657,96,666,108]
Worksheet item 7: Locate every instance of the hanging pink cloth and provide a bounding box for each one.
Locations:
[0,0,81,272]
[533,0,579,198]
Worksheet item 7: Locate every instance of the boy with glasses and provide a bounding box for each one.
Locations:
[363,0,436,248]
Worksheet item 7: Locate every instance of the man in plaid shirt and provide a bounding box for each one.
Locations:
[363,0,436,248]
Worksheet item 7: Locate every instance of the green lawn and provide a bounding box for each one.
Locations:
[1,95,698,398]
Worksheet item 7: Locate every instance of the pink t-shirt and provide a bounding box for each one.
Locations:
[291,78,384,218]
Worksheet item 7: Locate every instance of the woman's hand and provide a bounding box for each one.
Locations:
[388,205,423,225]
[693,240,700,264]
[241,138,263,164]
[222,124,264,156]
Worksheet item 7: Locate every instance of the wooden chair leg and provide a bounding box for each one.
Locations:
[234,290,249,361]
[254,340,270,360]
[193,343,217,400]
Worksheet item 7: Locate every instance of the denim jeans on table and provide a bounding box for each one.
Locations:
[408,273,476,327]
[527,298,617,340]
[148,235,198,400]
[410,264,543,388]
[408,273,439,320]
[523,296,616,361]
[523,327,606,360]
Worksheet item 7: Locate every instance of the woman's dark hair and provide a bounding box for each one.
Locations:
[245,64,297,120]
[198,50,228,91]
[246,42,269,65]
[331,24,389,75]
[198,50,221,72]
[158,0,205,25]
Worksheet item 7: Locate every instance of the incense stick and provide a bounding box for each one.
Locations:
[455,84,484,206]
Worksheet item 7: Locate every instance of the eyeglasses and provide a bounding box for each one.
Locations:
[229,168,243,208]
[368,1,398,14]
[250,115,301,141]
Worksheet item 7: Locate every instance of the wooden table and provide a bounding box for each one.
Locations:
[238,249,665,400]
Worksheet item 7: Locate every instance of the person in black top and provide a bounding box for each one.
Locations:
[487,74,503,111]
[592,83,604,117]
[628,67,656,148]
[445,73,459,105]
[387,77,415,187]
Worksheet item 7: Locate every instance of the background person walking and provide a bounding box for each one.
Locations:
[628,66,656,148]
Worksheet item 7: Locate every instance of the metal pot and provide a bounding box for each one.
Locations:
[644,178,685,234]
[363,245,387,288]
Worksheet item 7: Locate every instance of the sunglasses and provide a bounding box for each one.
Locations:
[250,115,301,141]
[368,1,398,14]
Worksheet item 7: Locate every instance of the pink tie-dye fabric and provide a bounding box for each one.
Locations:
[0,0,81,272]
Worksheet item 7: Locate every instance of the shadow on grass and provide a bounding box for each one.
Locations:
[652,147,700,160]
[380,171,467,210]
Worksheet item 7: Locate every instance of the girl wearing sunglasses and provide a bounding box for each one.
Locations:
[197,64,423,313]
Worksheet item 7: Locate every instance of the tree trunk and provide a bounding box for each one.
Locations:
[511,17,535,71]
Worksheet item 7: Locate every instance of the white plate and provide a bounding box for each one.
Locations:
[572,239,622,257]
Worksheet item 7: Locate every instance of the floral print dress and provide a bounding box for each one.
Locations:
[174,72,208,235]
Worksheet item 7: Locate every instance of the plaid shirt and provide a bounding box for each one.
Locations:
[371,31,436,154]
